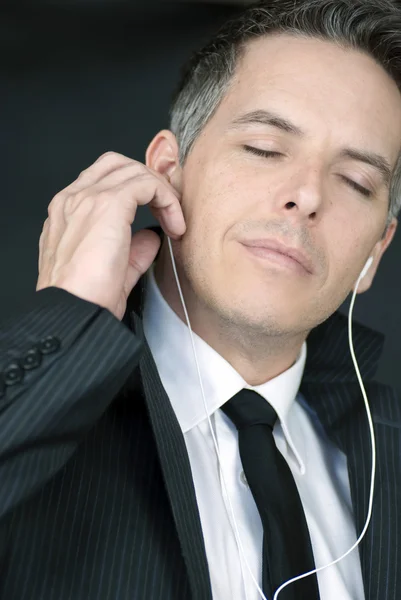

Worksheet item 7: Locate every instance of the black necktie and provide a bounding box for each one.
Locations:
[221,389,320,600]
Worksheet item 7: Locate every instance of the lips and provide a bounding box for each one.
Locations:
[241,239,314,274]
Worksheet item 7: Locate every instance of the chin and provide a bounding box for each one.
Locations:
[213,291,300,334]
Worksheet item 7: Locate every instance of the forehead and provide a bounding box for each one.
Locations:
[215,34,401,162]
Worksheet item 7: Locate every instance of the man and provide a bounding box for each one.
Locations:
[0,0,400,598]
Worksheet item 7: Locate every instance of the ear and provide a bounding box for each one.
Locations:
[145,129,183,194]
[354,217,398,294]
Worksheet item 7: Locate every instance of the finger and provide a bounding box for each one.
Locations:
[93,162,181,203]
[124,228,161,294]
[102,174,185,239]
[62,152,134,196]
[47,153,134,216]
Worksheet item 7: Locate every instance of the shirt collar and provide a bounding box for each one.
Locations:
[142,264,307,471]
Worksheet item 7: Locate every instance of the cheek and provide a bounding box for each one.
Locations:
[325,232,372,299]
[184,173,245,241]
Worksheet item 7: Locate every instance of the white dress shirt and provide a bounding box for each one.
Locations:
[142,264,365,600]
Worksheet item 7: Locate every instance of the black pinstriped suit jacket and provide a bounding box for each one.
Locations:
[0,253,400,599]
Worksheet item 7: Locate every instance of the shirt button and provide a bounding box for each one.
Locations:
[240,470,249,487]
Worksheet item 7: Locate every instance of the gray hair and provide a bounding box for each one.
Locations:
[169,0,401,232]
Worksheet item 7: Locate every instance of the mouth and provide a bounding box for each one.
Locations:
[240,240,313,276]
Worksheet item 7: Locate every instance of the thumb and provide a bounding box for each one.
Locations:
[124,228,161,295]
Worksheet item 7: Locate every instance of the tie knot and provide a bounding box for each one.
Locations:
[221,389,278,431]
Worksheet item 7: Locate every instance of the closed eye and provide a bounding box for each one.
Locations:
[338,175,372,198]
[243,145,283,159]
[243,145,373,198]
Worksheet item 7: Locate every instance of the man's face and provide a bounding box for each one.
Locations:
[165,35,401,336]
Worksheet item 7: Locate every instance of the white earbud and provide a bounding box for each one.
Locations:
[360,256,374,279]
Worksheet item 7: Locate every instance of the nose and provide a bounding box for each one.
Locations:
[279,163,324,221]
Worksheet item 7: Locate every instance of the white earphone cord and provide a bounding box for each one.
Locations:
[167,236,376,600]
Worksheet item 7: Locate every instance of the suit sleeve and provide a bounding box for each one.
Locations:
[0,286,142,520]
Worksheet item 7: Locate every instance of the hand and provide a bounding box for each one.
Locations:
[36,151,185,320]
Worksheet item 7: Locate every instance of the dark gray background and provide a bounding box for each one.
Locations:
[1,0,400,391]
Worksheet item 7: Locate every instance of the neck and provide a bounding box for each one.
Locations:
[154,243,307,386]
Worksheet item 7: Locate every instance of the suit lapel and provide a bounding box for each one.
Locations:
[301,313,401,600]
[123,270,213,600]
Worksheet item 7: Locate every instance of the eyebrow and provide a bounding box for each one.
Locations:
[228,109,393,187]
